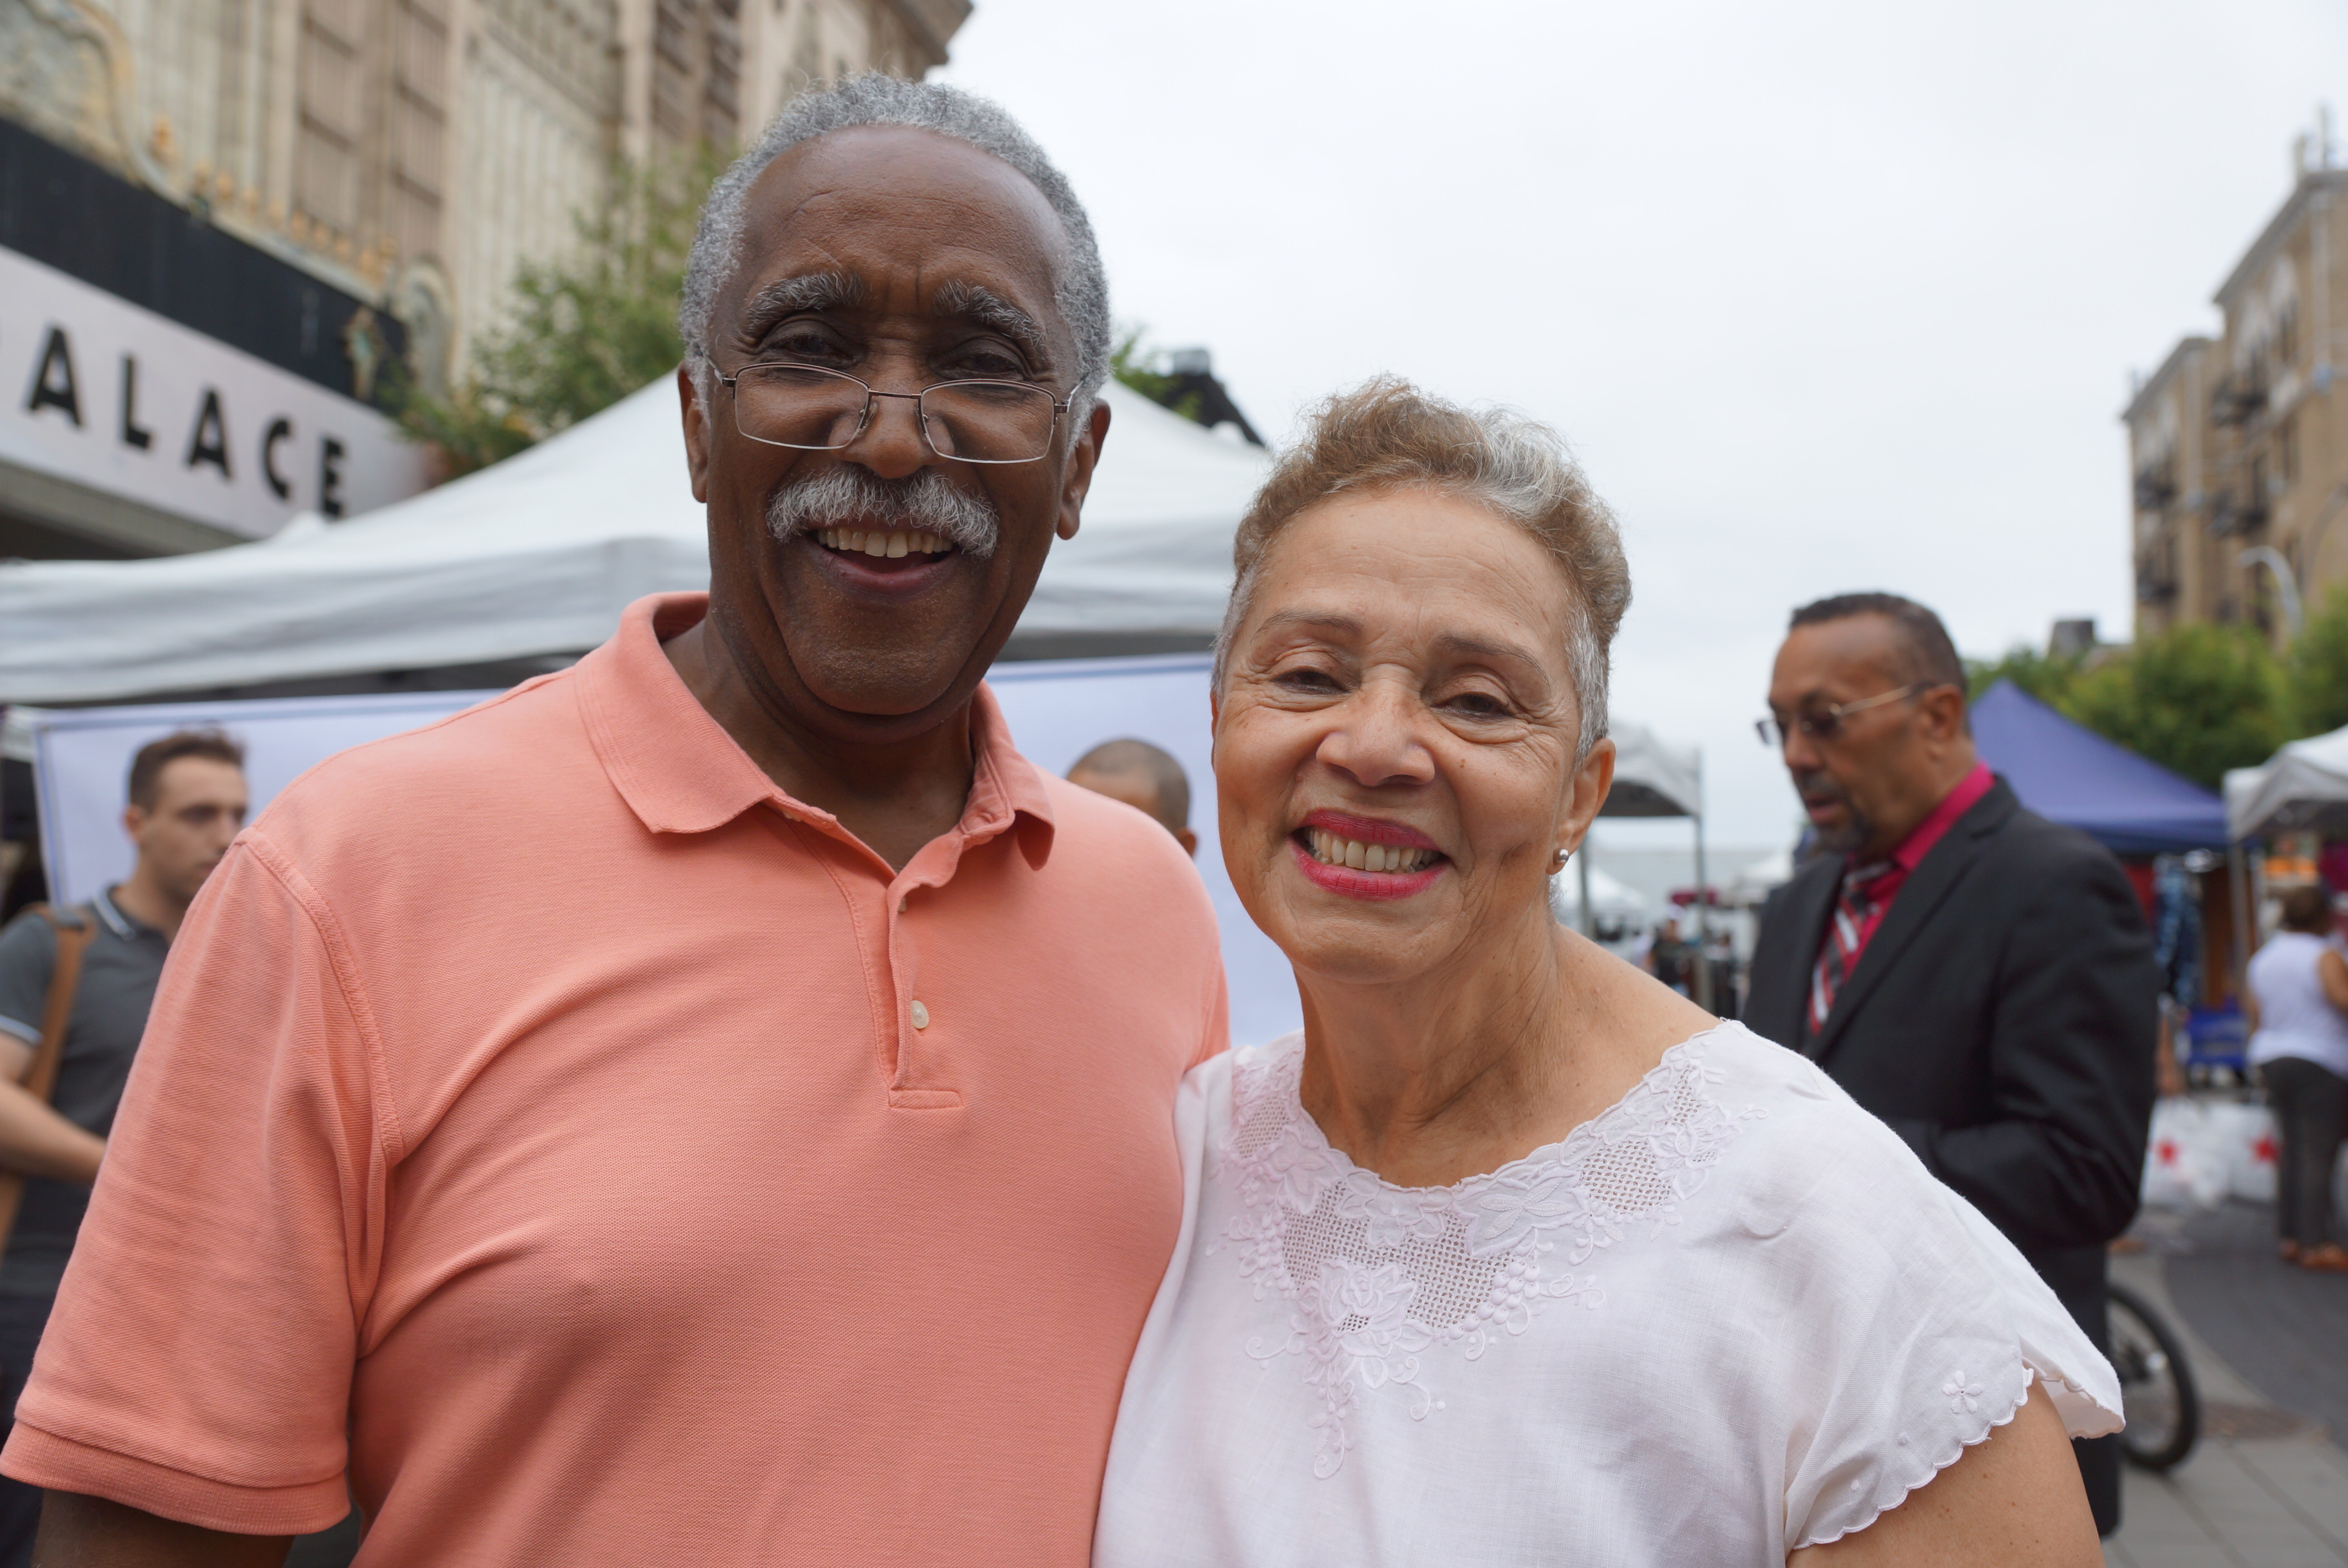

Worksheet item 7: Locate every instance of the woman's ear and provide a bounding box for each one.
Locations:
[1563,737,1617,856]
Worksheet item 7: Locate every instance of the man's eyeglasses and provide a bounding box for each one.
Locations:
[1754,683,1929,747]
[715,363,1069,466]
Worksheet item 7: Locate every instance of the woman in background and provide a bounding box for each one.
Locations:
[2246,883,2348,1270]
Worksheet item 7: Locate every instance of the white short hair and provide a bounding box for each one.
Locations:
[1213,379,1630,760]
[679,76,1109,417]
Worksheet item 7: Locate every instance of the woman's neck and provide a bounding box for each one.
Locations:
[1296,914,1611,1189]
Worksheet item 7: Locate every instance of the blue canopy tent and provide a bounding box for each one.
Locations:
[1970,681,2228,854]
[1971,682,2238,1071]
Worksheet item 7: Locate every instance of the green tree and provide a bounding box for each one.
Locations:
[1110,326,1204,425]
[1965,645,2080,706]
[2059,622,2287,788]
[394,150,723,478]
[2286,589,2348,737]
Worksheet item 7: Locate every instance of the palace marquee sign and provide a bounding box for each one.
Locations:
[0,245,428,539]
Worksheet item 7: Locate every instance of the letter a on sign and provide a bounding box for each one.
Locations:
[186,388,232,478]
[25,326,81,426]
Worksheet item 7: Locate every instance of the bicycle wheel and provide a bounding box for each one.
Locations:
[2107,1280,2200,1472]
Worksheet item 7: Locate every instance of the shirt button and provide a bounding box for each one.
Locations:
[898,898,908,914]
[910,1000,931,1030]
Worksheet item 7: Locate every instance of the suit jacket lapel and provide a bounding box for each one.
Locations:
[1769,858,1842,1055]
[1811,781,2019,1069]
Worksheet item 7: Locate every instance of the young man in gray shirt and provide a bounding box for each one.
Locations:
[0,730,246,1566]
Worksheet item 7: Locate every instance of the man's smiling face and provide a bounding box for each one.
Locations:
[681,125,1106,741]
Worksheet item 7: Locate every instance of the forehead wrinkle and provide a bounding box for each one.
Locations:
[1254,608,1366,643]
[740,148,1074,349]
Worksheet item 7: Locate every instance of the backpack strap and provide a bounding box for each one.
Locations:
[0,905,96,1249]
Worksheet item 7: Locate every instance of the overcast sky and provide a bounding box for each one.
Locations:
[941,0,2348,849]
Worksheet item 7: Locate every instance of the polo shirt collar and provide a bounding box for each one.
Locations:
[92,888,141,940]
[577,593,1055,865]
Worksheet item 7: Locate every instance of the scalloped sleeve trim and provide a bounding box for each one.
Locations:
[1790,1346,2122,1552]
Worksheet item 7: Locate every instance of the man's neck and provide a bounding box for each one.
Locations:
[1859,747,1984,862]
[663,618,976,874]
[107,871,187,942]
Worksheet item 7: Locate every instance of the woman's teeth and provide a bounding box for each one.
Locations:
[1306,828,1436,874]
[815,527,950,558]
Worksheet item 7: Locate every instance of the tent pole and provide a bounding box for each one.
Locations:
[2227,838,2252,1003]
[1578,838,1595,940]
[1693,751,1712,1012]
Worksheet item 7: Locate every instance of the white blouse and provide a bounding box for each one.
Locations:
[1094,1022,2122,1566]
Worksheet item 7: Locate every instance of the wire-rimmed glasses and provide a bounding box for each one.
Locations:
[715,363,1068,465]
[1754,683,1928,747]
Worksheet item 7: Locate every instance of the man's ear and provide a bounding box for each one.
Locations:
[1922,684,1970,746]
[120,803,147,844]
[1055,397,1113,542]
[1176,826,1199,858]
[679,363,713,503]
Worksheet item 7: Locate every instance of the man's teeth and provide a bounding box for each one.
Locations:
[814,527,950,558]
[1306,828,1436,874]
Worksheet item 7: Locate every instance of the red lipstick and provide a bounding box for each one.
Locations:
[1291,810,1447,901]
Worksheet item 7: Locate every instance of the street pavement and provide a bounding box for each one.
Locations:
[2105,1203,2348,1566]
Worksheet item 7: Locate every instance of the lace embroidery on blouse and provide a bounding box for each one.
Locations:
[1210,1031,1760,1477]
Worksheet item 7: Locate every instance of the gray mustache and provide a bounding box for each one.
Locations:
[764,468,1001,560]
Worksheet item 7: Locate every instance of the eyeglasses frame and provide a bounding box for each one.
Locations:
[1755,682,1940,748]
[713,362,1072,466]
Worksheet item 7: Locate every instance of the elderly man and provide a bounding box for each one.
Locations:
[3,79,1225,1566]
[1746,592,2156,1538]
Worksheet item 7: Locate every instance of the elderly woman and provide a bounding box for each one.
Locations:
[1093,382,2119,1566]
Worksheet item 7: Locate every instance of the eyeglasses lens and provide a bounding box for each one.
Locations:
[735,366,869,450]
[734,367,1058,462]
[920,381,1058,463]
[1757,713,1840,746]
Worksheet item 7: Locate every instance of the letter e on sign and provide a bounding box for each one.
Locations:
[320,435,346,518]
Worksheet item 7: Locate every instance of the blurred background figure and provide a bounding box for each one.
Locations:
[1069,739,1198,857]
[2242,884,2348,1272]
[1746,592,2158,1540]
[1643,915,1692,996]
[0,730,250,1568]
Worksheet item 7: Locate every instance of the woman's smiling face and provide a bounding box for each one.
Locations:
[1214,486,1615,988]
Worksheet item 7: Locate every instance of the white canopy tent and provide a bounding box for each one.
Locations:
[0,375,1272,704]
[1547,863,1647,918]
[2225,723,2348,841]
[1721,848,1795,909]
[1602,723,1702,819]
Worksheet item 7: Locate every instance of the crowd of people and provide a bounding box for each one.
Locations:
[0,70,2240,1568]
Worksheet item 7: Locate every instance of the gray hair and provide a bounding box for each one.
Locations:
[1212,378,1630,760]
[679,75,1110,419]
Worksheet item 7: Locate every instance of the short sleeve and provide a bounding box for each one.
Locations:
[0,911,59,1046]
[1190,959,1230,1070]
[1756,1086,2124,1551]
[0,835,387,1534]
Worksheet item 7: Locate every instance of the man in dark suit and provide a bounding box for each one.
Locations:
[1747,592,2158,1539]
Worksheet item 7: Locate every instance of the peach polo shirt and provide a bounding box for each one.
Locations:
[0,594,1227,1565]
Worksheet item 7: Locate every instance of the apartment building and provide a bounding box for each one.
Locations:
[2127,133,2346,638]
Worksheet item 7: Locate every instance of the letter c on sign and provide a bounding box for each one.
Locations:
[262,417,295,500]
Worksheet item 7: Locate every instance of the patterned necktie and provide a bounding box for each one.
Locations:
[1809,860,1895,1035]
